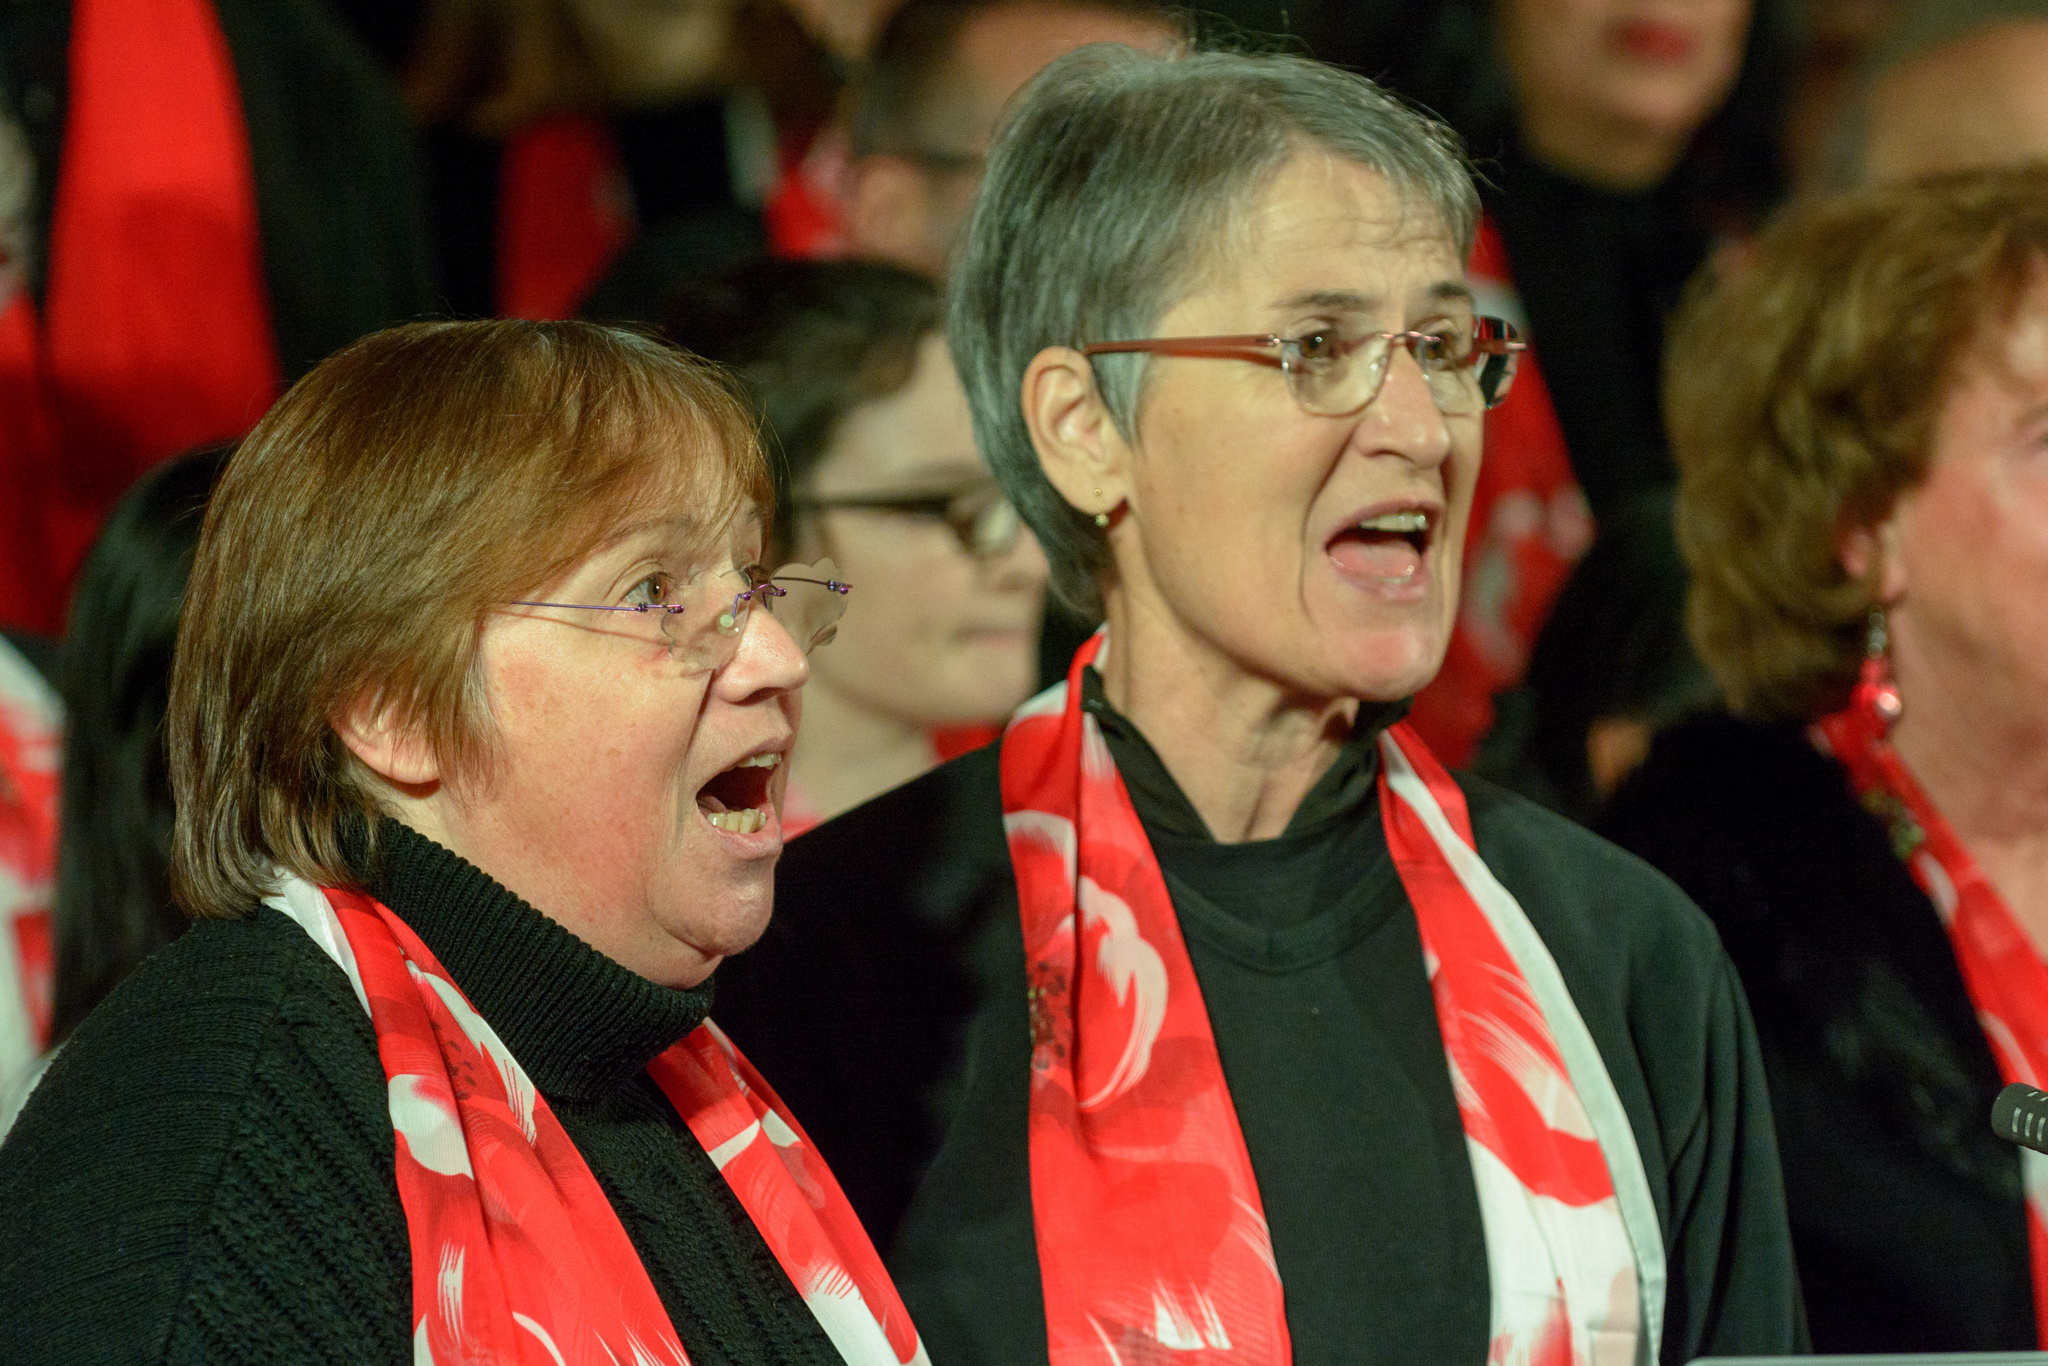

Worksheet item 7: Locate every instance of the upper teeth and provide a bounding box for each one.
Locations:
[736,753,781,769]
[1360,511,1430,533]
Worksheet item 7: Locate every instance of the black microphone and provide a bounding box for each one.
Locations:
[1992,1083,2048,1154]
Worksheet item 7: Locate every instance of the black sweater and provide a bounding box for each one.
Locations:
[0,822,843,1365]
[714,676,1806,1365]
[1602,712,2035,1352]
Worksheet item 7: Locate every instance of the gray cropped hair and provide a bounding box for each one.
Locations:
[947,45,1479,615]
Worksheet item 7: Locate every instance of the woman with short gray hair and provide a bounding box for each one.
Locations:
[717,44,1803,1365]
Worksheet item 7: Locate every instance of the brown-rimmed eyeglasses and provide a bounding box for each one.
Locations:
[1081,315,1525,416]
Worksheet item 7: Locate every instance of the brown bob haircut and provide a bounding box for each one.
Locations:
[168,319,765,921]
[1668,162,2048,721]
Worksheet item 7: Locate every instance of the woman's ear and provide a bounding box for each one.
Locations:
[1020,346,1132,520]
[334,692,442,791]
[1838,510,1908,605]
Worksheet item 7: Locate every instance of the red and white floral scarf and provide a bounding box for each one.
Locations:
[1002,634,1664,1366]
[267,874,928,1366]
[1817,700,2048,1345]
[0,639,59,1092]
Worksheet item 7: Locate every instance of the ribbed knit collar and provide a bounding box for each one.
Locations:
[357,820,712,1104]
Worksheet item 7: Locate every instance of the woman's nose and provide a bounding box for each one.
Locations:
[1366,345,1455,467]
[717,602,809,702]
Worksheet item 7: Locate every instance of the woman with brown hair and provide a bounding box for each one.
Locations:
[0,320,925,1366]
[1603,162,2048,1352]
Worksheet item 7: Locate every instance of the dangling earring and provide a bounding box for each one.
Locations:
[1093,488,1110,529]
[1854,607,1904,732]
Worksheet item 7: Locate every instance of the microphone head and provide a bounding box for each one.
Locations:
[1992,1082,2048,1154]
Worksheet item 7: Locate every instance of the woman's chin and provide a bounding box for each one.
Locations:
[1321,628,1449,703]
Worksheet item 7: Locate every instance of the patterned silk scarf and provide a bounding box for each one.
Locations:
[266,874,928,1366]
[1002,634,1664,1366]
[1816,701,2048,1345]
[0,640,59,1088]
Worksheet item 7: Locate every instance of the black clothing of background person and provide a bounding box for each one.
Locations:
[50,446,229,1045]
[714,670,1807,1365]
[1601,712,2036,1352]
[0,0,438,381]
[0,821,843,1366]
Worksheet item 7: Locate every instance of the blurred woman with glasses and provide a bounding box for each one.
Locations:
[714,44,1802,1365]
[666,258,1049,834]
[0,320,926,1366]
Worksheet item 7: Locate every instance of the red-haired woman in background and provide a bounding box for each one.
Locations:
[1606,163,2048,1353]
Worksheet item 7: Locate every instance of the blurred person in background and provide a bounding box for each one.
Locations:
[0,0,436,637]
[833,0,1179,277]
[829,0,1183,685]
[665,258,1048,833]
[0,446,227,1139]
[1301,0,1791,811]
[399,0,839,322]
[49,450,227,1041]
[1828,0,2048,186]
[1603,165,2048,1353]
[0,321,922,1366]
[1779,0,1902,191]
[719,44,1802,1365]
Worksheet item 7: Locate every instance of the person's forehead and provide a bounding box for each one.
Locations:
[954,3,1176,117]
[586,503,765,562]
[1988,265,2048,385]
[1199,154,1464,309]
[1865,22,2048,181]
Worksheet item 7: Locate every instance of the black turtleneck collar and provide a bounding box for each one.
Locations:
[1077,665,1407,842]
[353,820,712,1104]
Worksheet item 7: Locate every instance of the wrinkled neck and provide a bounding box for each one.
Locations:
[1095,602,1364,844]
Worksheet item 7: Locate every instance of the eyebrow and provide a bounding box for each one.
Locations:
[590,509,763,563]
[1271,282,1476,312]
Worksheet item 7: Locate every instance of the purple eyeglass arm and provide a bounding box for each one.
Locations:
[509,601,686,614]
[509,573,850,615]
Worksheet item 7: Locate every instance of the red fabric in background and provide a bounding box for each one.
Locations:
[764,127,849,260]
[0,0,279,635]
[0,300,60,634]
[1405,219,1593,766]
[0,650,60,1058]
[496,117,635,321]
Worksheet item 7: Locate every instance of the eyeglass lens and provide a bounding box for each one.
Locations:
[951,487,1022,558]
[657,559,850,672]
[1285,321,1519,417]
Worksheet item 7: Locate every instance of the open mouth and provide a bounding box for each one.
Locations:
[1328,509,1435,583]
[696,751,780,835]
